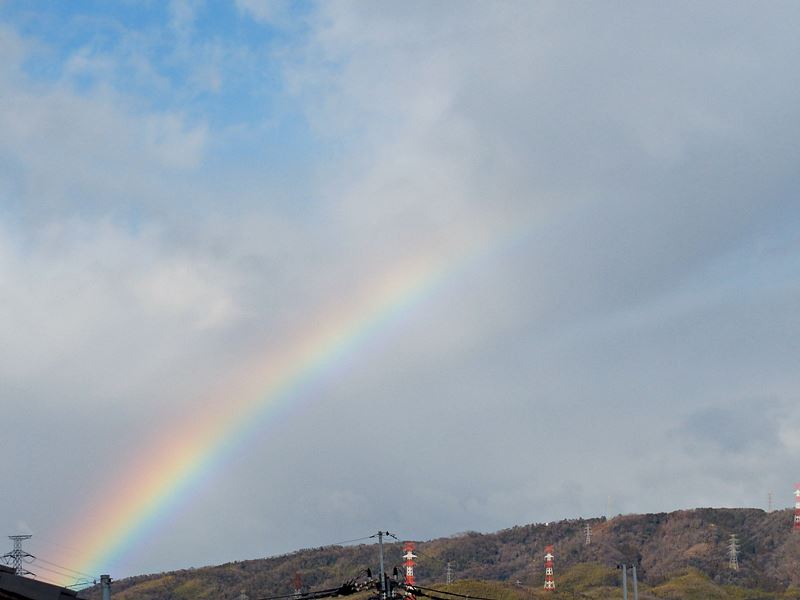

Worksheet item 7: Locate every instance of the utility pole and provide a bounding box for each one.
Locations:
[2,535,35,577]
[445,561,453,585]
[728,534,739,570]
[619,564,638,600]
[378,532,386,599]
[100,575,112,600]
[375,531,395,600]
[768,491,773,513]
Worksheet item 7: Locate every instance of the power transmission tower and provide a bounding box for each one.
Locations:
[584,523,591,545]
[794,484,800,532]
[728,534,739,571]
[445,561,454,585]
[2,535,35,576]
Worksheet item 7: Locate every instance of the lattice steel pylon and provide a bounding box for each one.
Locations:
[728,534,739,571]
[2,535,35,577]
[543,545,555,591]
[402,542,417,586]
[585,523,591,545]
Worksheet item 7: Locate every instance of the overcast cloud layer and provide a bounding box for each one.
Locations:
[2,0,800,583]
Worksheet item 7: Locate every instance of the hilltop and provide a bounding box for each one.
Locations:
[79,508,800,600]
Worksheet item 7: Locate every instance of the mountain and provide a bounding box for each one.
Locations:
[78,508,800,600]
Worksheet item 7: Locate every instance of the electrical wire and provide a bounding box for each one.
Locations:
[256,586,345,600]
[411,585,497,600]
[28,536,86,556]
[415,592,461,600]
[255,592,302,600]
[19,560,96,590]
[329,536,377,546]
[65,581,96,590]
[27,565,94,588]
[28,574,67,588]
[34,557,99,580]
[31,563,71,578]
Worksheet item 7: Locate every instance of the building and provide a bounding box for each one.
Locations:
[0,566,79,600]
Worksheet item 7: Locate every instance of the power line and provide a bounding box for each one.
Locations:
[28,562,97,590]
[415,591,462,600]
[27,536,85,555]
[34,557,99,580]
[21,572,76,589]
[411,585,497,600]
[31,563,72,578]
[329,535,377,546]
[257,586,346,600]
[65,581,97,590]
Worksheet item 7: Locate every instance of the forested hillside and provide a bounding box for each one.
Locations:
[79,508,800,600]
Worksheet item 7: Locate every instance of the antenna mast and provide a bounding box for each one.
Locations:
[543,545,555,591]
[293,573,302,599]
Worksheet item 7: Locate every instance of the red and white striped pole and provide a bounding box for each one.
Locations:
[403,542,417,585]
[543,545,555,591]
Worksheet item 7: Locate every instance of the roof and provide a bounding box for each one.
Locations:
[0,566,78,600]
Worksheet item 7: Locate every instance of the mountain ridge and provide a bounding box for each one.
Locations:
[78,507,800,599]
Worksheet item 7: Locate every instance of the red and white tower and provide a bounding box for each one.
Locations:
[794,484,800,532]
[543,545,555,591]
[403,542,417,586]
[293,573,302,599]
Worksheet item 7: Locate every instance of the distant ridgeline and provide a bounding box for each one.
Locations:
[78,508,800,600]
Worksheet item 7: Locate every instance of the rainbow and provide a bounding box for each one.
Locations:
[55,246,467,585]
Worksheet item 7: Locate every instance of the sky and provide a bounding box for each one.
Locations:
[1,0,800,588]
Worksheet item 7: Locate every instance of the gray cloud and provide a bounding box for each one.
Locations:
[678,398,785,453]
[2,1,800,580]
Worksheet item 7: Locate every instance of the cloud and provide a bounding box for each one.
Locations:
[2,1,800,579]
[143,113,208,169]
[0,219,240,401]
[677,398,784,453]
[235,0,294,28]
[0,41,211,226]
